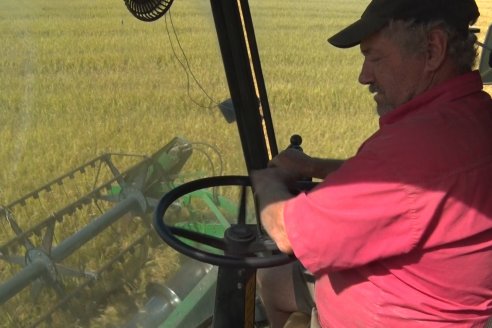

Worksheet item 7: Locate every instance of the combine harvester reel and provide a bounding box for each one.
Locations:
[0,137,234,327]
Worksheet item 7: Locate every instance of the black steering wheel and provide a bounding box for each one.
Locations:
[153,175,293,268]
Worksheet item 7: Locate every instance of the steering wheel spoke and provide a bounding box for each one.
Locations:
[170,226,226,250]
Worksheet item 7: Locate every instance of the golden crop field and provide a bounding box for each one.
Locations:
[0,0,376,204]
[1,0,492,327]
[1,0,491,201]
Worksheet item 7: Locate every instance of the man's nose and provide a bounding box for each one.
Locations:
[358,61,372,85]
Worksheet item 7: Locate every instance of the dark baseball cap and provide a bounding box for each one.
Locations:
[328,0,480,48]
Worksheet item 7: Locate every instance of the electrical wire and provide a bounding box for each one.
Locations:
[190,142,224,177]
[164,10,221,110]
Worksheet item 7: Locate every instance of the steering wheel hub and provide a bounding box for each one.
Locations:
[225,225,255,243]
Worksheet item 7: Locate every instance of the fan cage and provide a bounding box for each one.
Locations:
[124,0,175,22]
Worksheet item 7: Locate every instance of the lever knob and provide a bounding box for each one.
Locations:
[288,134,303,151]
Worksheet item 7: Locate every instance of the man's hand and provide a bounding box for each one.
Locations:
[251,167,295,254]
[269,148,345,180]
[268,148,315,180]
[251,165,298,194]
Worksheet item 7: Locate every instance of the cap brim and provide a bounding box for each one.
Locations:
[328,18,386,48]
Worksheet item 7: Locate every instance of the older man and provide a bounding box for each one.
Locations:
[252,0,492,327]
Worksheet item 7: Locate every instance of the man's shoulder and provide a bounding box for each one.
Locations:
[359,100,492,179]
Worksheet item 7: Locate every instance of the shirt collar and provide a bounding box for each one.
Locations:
[379,71,484,126]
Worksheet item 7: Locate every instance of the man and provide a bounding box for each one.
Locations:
[251,0,492,327]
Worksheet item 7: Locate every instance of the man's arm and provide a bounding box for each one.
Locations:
[268,148,345,179]
[252,151,344,253]
[251,168,295,254]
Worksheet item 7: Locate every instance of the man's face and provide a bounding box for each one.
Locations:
[359,30,428,116]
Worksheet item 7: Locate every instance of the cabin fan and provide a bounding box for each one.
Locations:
[124,0,174,22]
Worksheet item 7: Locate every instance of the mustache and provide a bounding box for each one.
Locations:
[368,84,379,94]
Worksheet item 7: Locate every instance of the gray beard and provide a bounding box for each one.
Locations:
[369,84,393,116]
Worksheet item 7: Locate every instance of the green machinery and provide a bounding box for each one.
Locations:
[0,137,243,327]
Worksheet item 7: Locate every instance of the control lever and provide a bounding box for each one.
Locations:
[286,134,316,193]
[288,134,304,152]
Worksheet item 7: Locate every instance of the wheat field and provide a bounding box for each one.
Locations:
[1,0,491,201]
[1,0,492,327]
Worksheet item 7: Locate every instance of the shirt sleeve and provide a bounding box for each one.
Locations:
[283,150,425,275]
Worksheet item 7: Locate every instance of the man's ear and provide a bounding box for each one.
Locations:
[425,28,448,72]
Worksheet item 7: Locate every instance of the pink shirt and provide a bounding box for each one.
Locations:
[284,72,492,327]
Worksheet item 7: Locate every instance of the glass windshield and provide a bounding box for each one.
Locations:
[1,0,491,327]
[1,0,241,326]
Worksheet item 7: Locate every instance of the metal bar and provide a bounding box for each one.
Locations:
[0,260,46,304]
[212,267,256,328]
[196,190,231,228]
[161,265,217,328]
[0,154,156,254]
[0,194,142,305]
[0,178,118,254]
[123,258,215,328]
[238,0,278,157]
[29,231,151,327]
[0,155,105,210]
[209,0,271,171]
[50,194,142,261]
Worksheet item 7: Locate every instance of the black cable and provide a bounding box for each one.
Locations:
[164,10,220,109]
